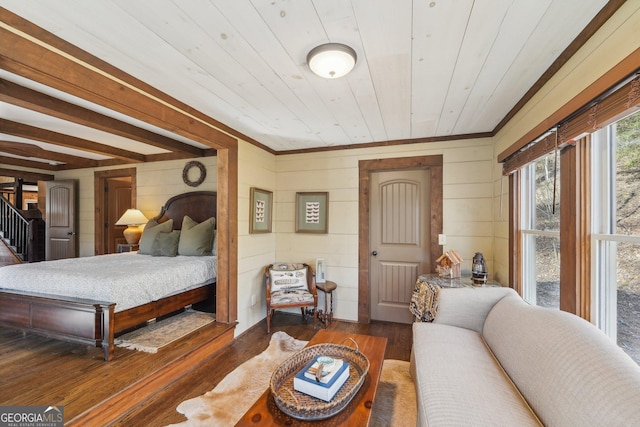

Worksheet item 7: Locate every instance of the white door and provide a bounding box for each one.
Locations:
[370,170,431,323]
[45,180,78,260]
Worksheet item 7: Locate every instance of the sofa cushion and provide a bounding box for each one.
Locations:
[483,293,640,427]
[434,287,514,333]
[411,322,541,426]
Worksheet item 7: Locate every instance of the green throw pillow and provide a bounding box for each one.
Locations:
[178,216,215,256]
[138,218,173,255]
[151,230,180,257]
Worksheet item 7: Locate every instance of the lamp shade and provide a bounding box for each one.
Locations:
[307,43,357,79]
[115,209,148,226]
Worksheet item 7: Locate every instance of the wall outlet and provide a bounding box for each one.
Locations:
[251,294,257,306]
[438,234,446,245]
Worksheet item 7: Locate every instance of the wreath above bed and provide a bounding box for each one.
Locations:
[183,161,207,187]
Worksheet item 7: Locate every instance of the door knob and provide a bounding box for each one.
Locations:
[372,251,378,256]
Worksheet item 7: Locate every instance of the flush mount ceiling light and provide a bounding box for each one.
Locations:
[307,43,357,79]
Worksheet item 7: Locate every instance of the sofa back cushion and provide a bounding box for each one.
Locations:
[483,293,640,427]
[434,287,514,333]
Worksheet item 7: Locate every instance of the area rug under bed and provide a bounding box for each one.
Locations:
[115,310,215,353]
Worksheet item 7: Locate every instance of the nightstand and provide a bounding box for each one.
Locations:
[116,243,139,253]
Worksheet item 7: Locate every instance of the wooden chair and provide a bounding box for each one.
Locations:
[265,263,318,333]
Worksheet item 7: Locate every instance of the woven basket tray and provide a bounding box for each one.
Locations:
[269,338,370,421]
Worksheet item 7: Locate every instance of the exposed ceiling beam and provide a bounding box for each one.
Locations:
[0,78,205,157]
[0,166,54,181]
[0,154,59,171]
[0,118,146,163]
[0,12,237,151]
[0,140,98,168]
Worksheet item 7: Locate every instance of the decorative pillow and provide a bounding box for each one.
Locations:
[151,230,180,257]
[409,281,441,322]
[178,216,215,256]
[212,230,217,256]
[269,264,308,293]
[138,218,173,255]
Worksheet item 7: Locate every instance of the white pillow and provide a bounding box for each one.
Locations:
[269,264,308,293]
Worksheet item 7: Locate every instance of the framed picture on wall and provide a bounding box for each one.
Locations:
[295,192,328,234]
[249,187,273,234]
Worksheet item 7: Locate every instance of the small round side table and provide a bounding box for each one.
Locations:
[315,280,337,327]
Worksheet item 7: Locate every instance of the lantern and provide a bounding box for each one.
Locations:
[471,252,488,285]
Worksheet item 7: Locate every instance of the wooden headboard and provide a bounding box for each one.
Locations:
[153,191,217,229]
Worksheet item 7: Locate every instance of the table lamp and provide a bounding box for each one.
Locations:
[115,209,148,245]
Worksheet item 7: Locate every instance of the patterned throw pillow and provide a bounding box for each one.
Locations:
[269,264,308,293]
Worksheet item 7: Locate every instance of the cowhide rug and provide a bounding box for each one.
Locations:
[370,359,417,427]
[167,331,416,426]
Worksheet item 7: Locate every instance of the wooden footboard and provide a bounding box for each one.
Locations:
[0,283,215,361]
[0,289,116,360]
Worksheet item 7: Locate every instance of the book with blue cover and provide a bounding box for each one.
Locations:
[293,357,350,402]
[303,357,344,383]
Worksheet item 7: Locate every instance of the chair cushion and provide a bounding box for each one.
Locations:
[271,289,315,305]
[269,264,308,293]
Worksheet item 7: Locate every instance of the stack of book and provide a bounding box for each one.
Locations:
[293,356,350,402]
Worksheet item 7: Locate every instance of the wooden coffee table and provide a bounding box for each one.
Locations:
[235,330,388,426]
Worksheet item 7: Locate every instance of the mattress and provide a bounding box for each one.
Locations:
[0,252,217,312]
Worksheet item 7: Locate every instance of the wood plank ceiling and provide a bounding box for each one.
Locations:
[0,0,618,172]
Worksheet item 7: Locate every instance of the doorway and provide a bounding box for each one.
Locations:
[370,169,431,323]
[358,155,443,323]
[94,168,136,255]
[45,180,78,260]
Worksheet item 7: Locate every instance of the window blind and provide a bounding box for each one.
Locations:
[502,73,640,176]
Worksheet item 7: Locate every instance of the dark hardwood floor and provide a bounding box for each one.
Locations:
[0,308,412,426]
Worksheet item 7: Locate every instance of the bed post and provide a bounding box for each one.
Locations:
[98,303,116,361]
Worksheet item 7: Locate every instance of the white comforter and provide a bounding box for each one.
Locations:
[0,252,216,312]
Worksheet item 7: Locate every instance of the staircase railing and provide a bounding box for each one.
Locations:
[0,196,44,262]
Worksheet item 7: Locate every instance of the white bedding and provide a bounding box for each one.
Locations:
[0,252,217,312]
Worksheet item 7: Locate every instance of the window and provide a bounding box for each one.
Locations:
[592,110,640,364]
[503,73,640,365]
[520,152,561,308]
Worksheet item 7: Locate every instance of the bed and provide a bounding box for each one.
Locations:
[0,191,217,361]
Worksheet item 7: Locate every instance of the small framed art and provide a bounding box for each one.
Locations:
[249,187,273,234]
[295,192,328,234]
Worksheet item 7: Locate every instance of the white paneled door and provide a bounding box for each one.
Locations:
[45,180,78,260]
[370,170,431,323]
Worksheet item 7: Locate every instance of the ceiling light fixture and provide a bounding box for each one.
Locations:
[307,43,357,79]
